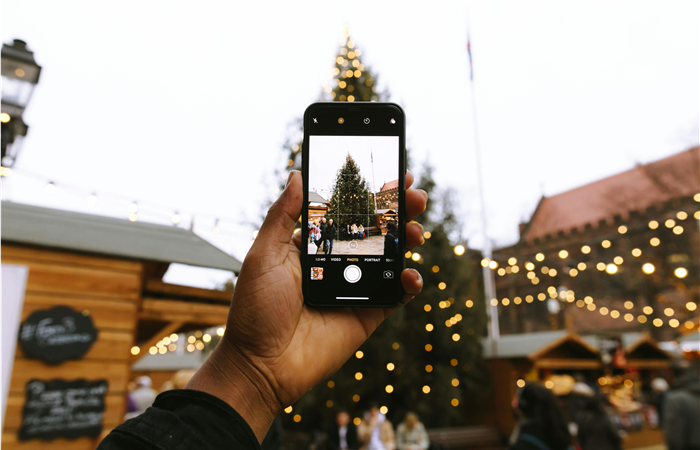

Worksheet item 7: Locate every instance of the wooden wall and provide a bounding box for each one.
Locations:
[2,244,143,450]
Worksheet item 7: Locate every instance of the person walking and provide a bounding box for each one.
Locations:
[358,405,395,450]
[396,412,429,450]
[125,376,158,419]
[320,217,328,253]
[325,219,337,255]
[327,410,360,450]
[510,382,572,450]
[663,363,700,450]
[576,395,621,450]
[384,221,399,257]
[358,224,365,239]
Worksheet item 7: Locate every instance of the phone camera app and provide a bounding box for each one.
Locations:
[383,270,394,279]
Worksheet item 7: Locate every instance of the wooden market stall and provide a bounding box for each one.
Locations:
[1,201,241,450]
[480,331,601,437]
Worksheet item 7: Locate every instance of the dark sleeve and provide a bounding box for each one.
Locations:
[97,389,261,450]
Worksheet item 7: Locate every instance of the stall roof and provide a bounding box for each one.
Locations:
[482,331,568,359]
[132,351,203,371]
[2,201,242,273]
[309,191,329,204]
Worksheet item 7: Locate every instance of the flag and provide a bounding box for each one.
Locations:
[467,35,473,80]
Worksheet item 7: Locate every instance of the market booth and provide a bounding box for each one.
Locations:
[584,333,673,449]
[1,202,241,450]
[480,331,601,436]
[481,331,674,449]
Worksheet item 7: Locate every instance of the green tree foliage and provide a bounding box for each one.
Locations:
[327,154,375,228]
[281,31,387,176]
[284,163,489,431]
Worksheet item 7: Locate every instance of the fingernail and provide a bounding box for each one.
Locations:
[414,269,422,284]
[285,171,296,189]
[419,189,429,201]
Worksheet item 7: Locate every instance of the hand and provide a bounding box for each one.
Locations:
[187,170,427,441]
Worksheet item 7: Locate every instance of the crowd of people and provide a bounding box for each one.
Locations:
[308,216,400,257]
[323,406,429,450]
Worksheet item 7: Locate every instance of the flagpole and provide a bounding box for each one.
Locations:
[371,149,378,215]
[467,29,500,347]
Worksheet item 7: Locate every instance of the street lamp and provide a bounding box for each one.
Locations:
[1,39,42,167]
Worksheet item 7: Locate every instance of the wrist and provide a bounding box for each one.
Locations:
[185,338,280,442]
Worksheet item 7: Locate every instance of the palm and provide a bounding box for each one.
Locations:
[228,238,388,406]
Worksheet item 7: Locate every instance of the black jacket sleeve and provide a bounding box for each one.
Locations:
[98,389,261,450]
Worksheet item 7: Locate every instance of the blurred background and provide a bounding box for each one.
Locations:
[1,2,698,450]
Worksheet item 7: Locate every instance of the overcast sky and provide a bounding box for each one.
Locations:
[309,135,399,198]
[2,1,698,287]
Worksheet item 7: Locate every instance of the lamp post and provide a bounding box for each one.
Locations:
[1,39,42,168]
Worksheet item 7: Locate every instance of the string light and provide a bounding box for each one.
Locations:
[355,350,364,359]
[171,212,181,225]
[687,302,697,311]
[610,310,620,319]
[642,263,655,274]
[665,219,675,228]
[677,211,688,220]
[581,245,591,254]
[559,250,568,259]
[643,306,654,315]
[618,225,628,234]
[489,261,498,269]
[130,346,140,355]
[673,226,683,235]
[675,267,688,278]
[613,256,623,265]
[602,240,611,248]
[453,245,466,256]
[638,315,647,323]
[649,220,659,229]
[535,253,545,261]
[508,257,518,265]
[43,182,56,194]
[631,248,642,257]
[650,237,660,246]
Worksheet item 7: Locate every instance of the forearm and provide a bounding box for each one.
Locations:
[185,338,280,442]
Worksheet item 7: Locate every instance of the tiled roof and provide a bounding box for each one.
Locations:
[380,179,399,192]
[522,147,699,242]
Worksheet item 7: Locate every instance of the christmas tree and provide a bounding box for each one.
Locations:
[327,154,375,228]
[282,29,387,175]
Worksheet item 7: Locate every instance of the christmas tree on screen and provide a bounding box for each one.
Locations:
[327,154,375,228]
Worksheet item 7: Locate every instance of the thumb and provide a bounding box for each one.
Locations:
[251,171,303,262]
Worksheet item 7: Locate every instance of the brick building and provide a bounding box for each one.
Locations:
[375,179,398,210]
[491,147,699,340]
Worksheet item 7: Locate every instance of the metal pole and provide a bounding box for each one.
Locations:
[468,32,500,347]
[371,149,378,215]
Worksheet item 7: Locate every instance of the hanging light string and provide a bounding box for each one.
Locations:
[2,167,258,239]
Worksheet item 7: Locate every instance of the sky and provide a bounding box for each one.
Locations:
[309,135,399,198]
[2,1,698,288]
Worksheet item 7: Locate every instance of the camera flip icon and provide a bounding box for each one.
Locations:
[383,270,394,279]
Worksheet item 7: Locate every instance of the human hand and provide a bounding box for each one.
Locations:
[187,170,427,441]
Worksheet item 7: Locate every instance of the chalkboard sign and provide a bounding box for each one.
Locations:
[19,306,98,364]
[19,379,108,441]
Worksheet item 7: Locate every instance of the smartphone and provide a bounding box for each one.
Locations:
[301,102,406,308]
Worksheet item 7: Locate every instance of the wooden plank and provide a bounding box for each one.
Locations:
[9,360,130,396]
[2,260,141,300]
[625,359,671,369]
[22,294,138,332]
[3,394,125,430]
[2,244,142,273]
[534,358,602,369]
[144,279,232,303]
[16,330,134,362]
[131,321,184,363]
[1,428,113,450]
[140,298,229,325]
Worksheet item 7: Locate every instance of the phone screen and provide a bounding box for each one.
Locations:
[302,103,405,307]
